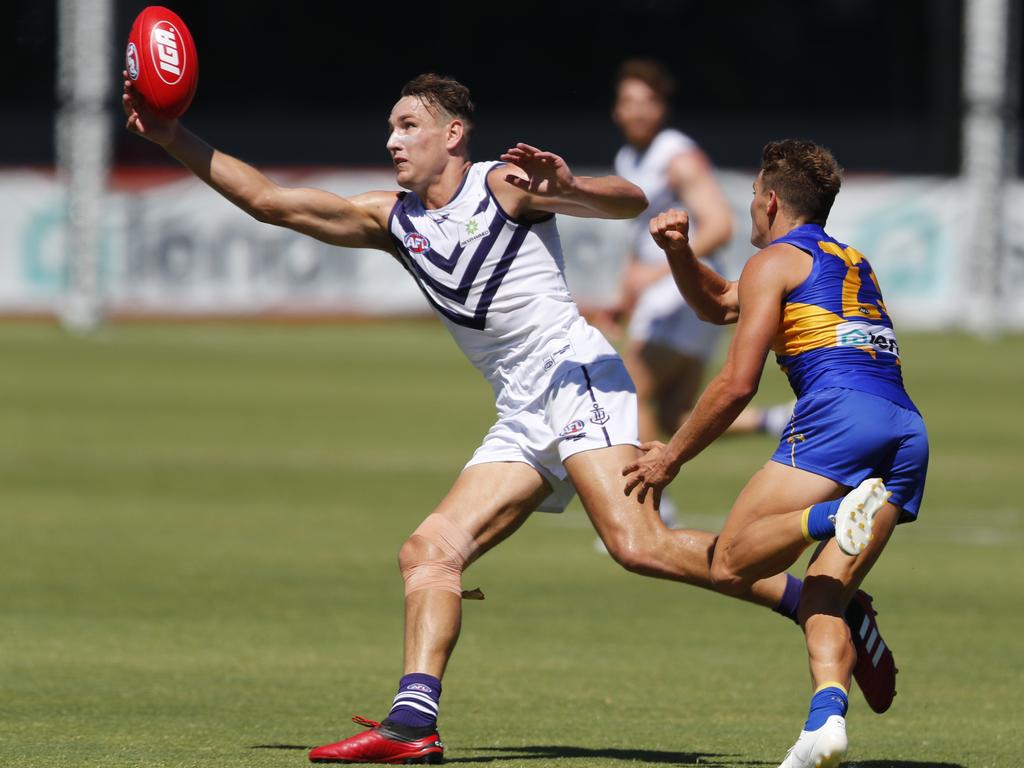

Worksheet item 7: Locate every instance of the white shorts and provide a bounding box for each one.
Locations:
[465,357,639,512]
[628,275,722,361]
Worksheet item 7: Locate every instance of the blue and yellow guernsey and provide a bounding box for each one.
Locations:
[771,223,917,413]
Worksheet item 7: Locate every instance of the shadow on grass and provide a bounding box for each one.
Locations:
[248,743,765,765]
[249,744,311,750]
[246,744,966,768]
[449,745,768,765]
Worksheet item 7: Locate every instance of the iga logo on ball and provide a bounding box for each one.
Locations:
[150,20,185,85]
[125,6,199,119]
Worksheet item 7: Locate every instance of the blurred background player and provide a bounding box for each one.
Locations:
[624,140,926,768]
[610,59,793,529]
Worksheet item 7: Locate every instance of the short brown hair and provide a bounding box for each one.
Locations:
[615,59,675,104]
[759,140,843,224]
[401,73,475,134]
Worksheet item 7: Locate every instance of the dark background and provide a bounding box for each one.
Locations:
[6,0,1019,173]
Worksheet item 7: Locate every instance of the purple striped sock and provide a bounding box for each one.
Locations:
[386,673,441,729]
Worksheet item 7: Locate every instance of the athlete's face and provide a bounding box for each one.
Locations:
[613,78,667,149]
[386,96,453,191]
[750,172,774,248]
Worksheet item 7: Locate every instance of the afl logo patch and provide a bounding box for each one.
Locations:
[126,42,140,80]
[559,419,586,440]
[404,232,430,255]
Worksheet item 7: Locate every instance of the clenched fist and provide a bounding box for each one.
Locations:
[649,209,691,253]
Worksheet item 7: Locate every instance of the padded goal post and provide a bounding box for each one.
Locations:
[961,0,1020,335]
[56,0,114,331]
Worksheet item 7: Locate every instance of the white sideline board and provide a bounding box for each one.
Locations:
[2,168,1020,330]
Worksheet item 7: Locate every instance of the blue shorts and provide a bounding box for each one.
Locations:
[770,387,929,521]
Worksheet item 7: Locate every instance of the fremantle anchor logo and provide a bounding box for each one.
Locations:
[589,402,610,425]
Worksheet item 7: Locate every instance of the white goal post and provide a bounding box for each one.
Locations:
[56,0,114,331]
[961,0,1020,335]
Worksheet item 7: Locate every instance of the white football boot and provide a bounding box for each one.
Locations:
[777,714,848,768]
[834,478,888,556]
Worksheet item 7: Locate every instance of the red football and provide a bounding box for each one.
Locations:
[125,6,198,119]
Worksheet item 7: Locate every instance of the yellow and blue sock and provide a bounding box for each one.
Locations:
[801,499,843,542]
[804,682,849,731]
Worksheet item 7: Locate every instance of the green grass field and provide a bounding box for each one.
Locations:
[1,322,1021,768]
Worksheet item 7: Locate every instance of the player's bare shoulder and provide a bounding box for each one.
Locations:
[350,190,403,226]
[336,189,403,253]
[485,163,530,219]
[739,242,812,296]
[483,162,554,222]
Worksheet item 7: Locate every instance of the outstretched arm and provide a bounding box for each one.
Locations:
[490,143,647,220]
[649,209,738,324]
[123,73,396,252]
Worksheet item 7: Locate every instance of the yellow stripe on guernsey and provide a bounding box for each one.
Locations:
[771,302,878,359]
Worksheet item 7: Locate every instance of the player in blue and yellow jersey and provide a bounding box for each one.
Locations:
[623,139,928,768]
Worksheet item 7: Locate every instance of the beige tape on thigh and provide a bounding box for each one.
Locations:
[400,513,478,597]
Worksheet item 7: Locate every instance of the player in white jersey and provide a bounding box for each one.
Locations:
[611,61,793,513]
[123,71,890,763]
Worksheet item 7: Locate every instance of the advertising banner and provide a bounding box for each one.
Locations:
[1,169,1019,329]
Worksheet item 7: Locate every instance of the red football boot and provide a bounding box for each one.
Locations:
[846,590,898,713]
[309,716,444,764]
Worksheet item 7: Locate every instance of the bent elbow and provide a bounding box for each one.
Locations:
[692,303,730,326]
[724,378,758,402]
[711,305,739,325]
[250,190,283,225]
[250,208,273,225]
[631,192,650,217]
[611,192,648,220]
[691,304,718,324]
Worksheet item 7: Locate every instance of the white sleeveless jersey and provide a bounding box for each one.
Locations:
[614,128,698,265]
[388,161,618,411]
